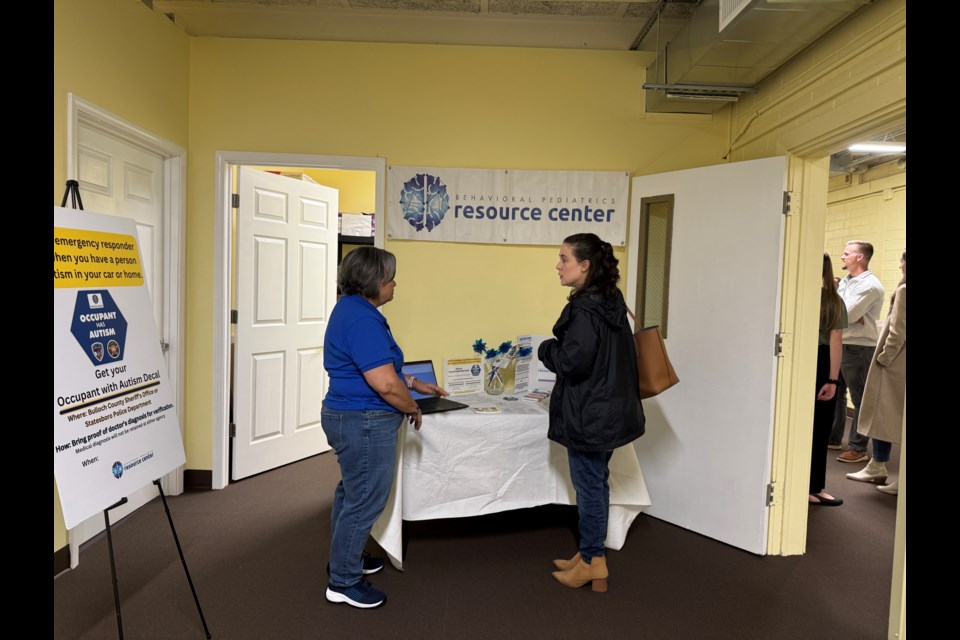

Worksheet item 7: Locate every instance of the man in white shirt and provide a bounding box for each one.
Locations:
[833,240,885,463]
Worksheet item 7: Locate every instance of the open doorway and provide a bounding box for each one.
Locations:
[228,166,378,480]
[212,153,386,489]
[815,128,906,504]
[800,129,906,630]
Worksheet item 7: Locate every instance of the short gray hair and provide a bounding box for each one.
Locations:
[338,246,397,299]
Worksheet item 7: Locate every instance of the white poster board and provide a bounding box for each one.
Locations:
[53,207,185,529]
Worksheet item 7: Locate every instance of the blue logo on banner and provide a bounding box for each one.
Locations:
[399,174,450,232]
[112,461,123,479]
[70,290,128,366]
[471,364,481,376]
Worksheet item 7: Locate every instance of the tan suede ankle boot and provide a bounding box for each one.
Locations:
[552,555,608,592]
[552,552,581,571]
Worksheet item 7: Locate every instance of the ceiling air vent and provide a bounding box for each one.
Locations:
[720,0,754,30]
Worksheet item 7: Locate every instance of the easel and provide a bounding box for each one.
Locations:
[59,181,212,639]
[61,179,84,210]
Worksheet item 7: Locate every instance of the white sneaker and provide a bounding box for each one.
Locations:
[877,479,898,495]
[845,459,888,484]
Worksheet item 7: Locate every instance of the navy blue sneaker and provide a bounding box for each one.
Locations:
[360,553,385,575]
[325,579,387,609]
[326,552,385,577]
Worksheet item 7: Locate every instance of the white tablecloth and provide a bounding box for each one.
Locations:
[371,394,651,569]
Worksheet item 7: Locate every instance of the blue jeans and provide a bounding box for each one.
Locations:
[873,439,892,463]
[835,345,874,453]
[567,449,613,562]
[321,405,402,588]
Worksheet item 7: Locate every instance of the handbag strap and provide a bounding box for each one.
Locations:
[625,306,639,326]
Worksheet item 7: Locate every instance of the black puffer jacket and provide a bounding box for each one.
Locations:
[538,290,645,452]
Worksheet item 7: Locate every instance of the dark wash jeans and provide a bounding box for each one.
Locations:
[830,345,875,453]
[567,448,614,562]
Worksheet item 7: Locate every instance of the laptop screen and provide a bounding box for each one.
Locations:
[401,361,440,400]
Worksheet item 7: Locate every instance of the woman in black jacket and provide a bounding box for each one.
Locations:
[538,233,645,593]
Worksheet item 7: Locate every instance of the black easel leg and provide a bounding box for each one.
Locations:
[61,179,84,210]
[154,479,212,639]
[104,498,128,640]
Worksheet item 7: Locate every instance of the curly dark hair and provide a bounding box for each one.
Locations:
[563,233,620,300]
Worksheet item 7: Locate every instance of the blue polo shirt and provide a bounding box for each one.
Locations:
[323,295,404,411]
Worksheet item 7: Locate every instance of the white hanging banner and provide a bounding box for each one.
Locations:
[53,207,185,529]
[387,166,629,246]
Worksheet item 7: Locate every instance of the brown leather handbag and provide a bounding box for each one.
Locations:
[626,308,679,399]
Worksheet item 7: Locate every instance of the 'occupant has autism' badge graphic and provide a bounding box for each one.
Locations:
[70,290,128,366]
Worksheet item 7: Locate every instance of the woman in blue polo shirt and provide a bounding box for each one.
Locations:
[321,246,446,610]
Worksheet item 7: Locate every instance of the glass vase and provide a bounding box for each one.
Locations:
[499,359,517,395]
[484,359,517,395]
[484,362,504,395]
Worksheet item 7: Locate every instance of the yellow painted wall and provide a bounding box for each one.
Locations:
[728,0,905,558]
[184,38,731,470]
[53,0,190,202]
[253,167,377,213]
[308,169,377,213]
[53,0,190,553]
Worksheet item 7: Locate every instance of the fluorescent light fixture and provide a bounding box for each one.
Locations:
[665,92,739,102]
[643,82,757,99]
[849,141,906,153]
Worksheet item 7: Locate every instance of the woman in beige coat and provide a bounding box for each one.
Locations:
[846,250,906,494]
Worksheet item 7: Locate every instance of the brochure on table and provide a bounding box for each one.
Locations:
[454,392,550,416]
[516,334,556,394]
[443,357,483,395]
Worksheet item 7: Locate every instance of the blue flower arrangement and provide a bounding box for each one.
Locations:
[472,339,533,392]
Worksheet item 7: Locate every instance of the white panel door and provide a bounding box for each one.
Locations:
[233,167,337,480]
[627,157,786,555]
[77,127,165,329]
[68,125,167,545]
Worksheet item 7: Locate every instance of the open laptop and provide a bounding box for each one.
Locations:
[402,360,469,414]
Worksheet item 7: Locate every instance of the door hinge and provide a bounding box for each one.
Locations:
[232,193,240,208]
[159,340,170,354]
[766,482,781,506]
[231,309,238,324]
[774,332,791,359]
[782,191,791,216]
[229,423,236,438]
